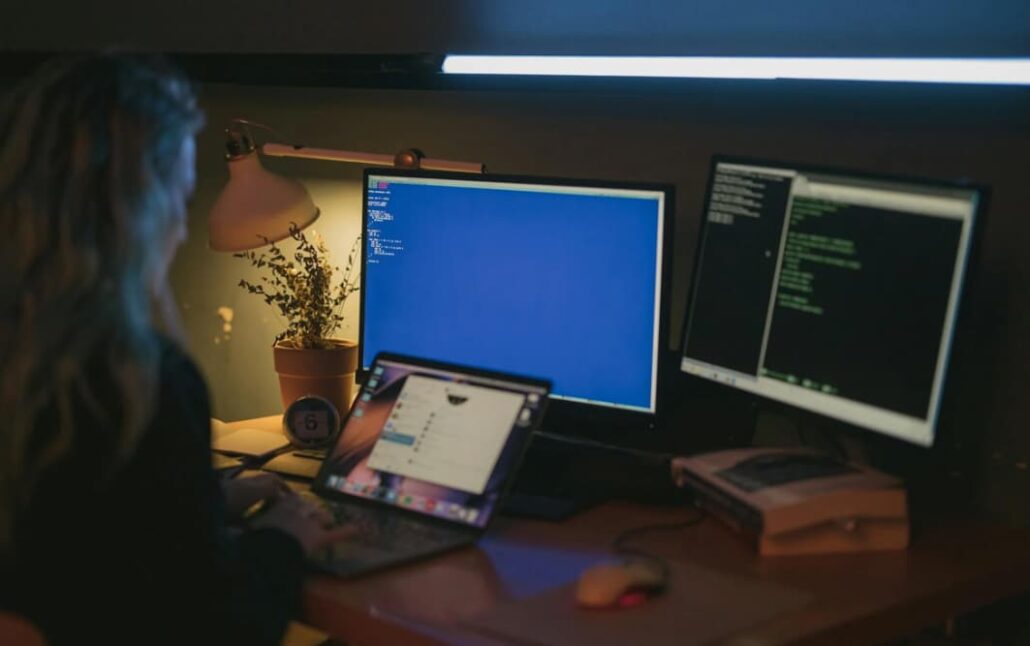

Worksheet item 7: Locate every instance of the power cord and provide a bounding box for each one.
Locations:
[532,430,674,462]
[610,508,706,583]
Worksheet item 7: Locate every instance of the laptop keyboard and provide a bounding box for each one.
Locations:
[306,493,469,552]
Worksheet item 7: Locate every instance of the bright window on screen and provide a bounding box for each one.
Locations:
[363,175,665,413]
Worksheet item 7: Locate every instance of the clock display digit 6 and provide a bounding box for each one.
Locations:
[282,395,341,449]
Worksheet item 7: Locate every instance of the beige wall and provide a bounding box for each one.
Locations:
[175,80,1030,520]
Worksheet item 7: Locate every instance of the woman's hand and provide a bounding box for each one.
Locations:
[221,473,291,521]
[249,491,355,555]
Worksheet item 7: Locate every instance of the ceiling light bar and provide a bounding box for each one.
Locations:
[442,56,1030,86]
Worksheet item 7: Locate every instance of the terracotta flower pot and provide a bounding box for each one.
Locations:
[272,339,358,418]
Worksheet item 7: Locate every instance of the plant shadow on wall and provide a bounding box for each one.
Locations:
[234,224,362,417]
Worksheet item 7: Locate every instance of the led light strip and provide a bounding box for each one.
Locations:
[442,56,1030,85]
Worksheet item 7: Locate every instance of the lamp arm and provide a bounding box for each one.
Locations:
[418,157,486,174]
[261,142,484,174]
[262,143,395,166]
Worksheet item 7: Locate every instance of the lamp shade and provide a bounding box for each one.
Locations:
[208,152,320,252]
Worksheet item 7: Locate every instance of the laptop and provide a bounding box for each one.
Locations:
[307,352,551,577]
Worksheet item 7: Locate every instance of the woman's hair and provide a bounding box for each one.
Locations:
[0,53,204,553]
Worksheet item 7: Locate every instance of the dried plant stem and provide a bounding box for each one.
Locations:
[234,224,361,349]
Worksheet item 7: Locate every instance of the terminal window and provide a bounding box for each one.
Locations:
[681,161,978,444]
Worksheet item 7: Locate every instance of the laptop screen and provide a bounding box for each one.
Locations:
[314,354,550,528]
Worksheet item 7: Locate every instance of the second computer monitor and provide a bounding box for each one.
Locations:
[361,169,672,431]
[680,157,983,447]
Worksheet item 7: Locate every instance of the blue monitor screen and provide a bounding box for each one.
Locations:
[361,172,669,413]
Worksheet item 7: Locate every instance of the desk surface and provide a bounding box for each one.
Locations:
[223,417,1030,645]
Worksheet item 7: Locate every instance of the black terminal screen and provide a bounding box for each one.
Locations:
[681,159,981,446]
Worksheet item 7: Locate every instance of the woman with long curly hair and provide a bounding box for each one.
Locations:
[0,53,347,644]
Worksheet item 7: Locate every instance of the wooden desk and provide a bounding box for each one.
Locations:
[222,418,1030,644]
[298,503,1030,646]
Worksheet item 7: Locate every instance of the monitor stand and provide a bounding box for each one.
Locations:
[750,407,870,465]
[500,430,677,521]
[500,433,601,521]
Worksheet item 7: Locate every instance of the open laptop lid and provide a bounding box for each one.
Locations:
[312,352,551,531]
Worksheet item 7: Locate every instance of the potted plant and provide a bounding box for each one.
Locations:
[235,225,361,417]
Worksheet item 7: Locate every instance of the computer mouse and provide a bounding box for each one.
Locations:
[575,560,666,609]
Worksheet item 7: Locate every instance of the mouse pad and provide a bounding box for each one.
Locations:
[459,560,813,646]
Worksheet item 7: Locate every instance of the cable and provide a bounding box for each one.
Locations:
[532,430,673,462]
[612,511,706,553]
[796,416,850,463]
[228,117,286,141]
[610,509,706,583]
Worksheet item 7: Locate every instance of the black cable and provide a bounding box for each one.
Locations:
[609,509,706,583]
[532,430,673,461]
[216,444,294,481]
[821,428,851,463]
[777,407,849,464]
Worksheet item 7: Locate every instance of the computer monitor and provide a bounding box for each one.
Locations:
[360,169,673,436]
[680,157,983,447]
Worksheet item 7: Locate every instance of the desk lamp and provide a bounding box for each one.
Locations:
[208,118,484,251]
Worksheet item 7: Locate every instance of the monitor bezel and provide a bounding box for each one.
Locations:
[678,154,988,448]
[359,167,676,439]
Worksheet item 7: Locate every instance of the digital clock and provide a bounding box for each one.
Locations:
[282,395,342,449]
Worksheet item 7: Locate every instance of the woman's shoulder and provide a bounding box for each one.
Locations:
[155,335,210,398]
[156,335,204,381]
[150,335,212,440]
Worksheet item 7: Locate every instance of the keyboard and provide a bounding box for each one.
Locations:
[304,492,469,552]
